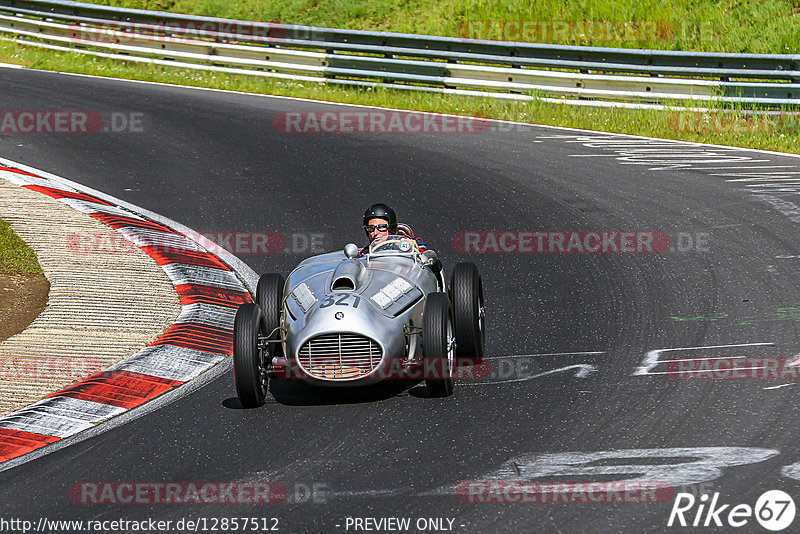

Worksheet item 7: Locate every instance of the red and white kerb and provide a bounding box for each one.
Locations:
[0,165,251,464]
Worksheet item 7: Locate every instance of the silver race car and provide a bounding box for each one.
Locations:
[233,235,485,406]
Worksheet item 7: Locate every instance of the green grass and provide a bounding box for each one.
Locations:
[1,0,799,154]
[90,0,800,53]
[0,217,43,275]
[1,38,798,154]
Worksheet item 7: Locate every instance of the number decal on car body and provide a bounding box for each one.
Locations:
[320,295,361,308]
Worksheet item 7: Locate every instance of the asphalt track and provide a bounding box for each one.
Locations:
[3,67,800,533]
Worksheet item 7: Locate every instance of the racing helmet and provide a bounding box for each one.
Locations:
[362,203,397,235]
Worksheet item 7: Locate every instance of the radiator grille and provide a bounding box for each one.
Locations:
[298,333,382,380]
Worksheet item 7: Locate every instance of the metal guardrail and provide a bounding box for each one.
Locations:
[0,0,799,107]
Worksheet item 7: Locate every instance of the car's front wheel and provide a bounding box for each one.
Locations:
[423,292,455,397]
[450,262,485,361]
[256,273,285,360]
[233,303,267,408]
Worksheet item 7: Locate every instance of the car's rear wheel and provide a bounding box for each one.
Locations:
[233,303,267,407]
[256,273,285,360]
[450,262,485,361]
[423,292,455,397]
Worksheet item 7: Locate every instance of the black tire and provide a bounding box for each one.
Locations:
[450,262,485,360]
[233,303,267,408]
[256,273,285,359]
[423,292,455,397]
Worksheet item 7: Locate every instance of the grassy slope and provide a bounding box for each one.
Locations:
[0,1,797,153]
[94,0,800,53]
[0,218,43,275]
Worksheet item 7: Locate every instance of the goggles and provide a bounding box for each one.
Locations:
[364,223,390,232]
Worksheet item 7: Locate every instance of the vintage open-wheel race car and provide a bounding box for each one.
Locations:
[233,235,484,407]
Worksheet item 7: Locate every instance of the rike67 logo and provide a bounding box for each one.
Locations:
[668,490,796,531]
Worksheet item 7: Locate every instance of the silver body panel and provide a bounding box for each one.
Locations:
[282,244,439,386]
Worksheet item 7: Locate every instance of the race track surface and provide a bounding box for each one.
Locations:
[3,68,800,533]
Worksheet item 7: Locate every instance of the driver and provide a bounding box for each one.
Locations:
[359,203,443,283]
[359,203,428,256]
